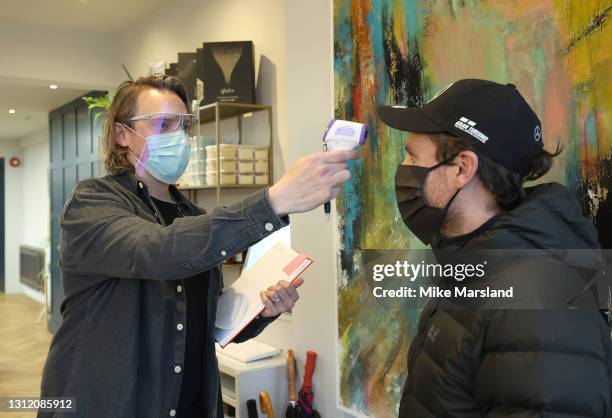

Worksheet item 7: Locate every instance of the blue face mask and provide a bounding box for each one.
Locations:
[124,125,191,184]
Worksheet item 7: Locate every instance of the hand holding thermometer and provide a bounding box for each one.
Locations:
[322,119,368,221]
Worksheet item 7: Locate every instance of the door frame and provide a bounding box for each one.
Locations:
[0,158,5,293]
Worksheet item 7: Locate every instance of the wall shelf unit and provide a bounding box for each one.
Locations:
[179,102,273,206]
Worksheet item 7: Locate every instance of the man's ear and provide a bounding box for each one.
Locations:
[455,150,479,187]
[115,123,128,147]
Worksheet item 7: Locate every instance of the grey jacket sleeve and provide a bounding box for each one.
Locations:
[59,178,288,280]
[233,314,281,343]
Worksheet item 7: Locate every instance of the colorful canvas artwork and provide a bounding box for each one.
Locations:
[333,1,611,416]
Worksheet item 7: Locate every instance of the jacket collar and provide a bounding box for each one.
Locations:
[110,169,204,216]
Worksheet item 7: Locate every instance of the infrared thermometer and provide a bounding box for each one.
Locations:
[322,119,368,220]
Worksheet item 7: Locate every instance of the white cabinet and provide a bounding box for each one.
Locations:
[217,352,287,418]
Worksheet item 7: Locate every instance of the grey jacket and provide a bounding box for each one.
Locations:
[39,170,288,418]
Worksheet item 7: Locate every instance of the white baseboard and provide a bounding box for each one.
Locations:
[20,284,45,304]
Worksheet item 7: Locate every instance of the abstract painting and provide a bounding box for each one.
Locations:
[333,1,611,416]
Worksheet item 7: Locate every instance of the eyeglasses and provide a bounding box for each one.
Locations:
[123,112,196,134]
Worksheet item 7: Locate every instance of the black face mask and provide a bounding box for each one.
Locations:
[394,156,461,245]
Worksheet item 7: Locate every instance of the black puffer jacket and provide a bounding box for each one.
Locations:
[399,183,612,417]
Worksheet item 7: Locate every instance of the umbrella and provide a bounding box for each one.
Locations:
[259,391,275,418]
[286,350,301,418]
[247,398,259,418]
[298,351,320,418]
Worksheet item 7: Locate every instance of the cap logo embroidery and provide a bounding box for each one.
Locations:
[534,125,542,142]
[454,116,489,143]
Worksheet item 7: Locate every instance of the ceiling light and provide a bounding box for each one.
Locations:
[49,84,58,90]
[8,109,15,114]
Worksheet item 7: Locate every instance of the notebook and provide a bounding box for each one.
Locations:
[214,241,313,347]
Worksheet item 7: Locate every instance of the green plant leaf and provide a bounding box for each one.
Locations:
[82,91,113,122]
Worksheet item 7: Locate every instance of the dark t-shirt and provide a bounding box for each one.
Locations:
[151,196,208,418]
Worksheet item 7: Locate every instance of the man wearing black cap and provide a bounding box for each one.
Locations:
[378,79,612,417]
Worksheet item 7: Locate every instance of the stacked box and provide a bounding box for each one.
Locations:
[205,144,238,185]
[178,136,211,187]
[237,145,255,185]
[254,146,269,185]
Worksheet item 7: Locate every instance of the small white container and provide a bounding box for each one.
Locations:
[238,173,254,185]
[254,160,269,173]
[190,147,200,160]
[194,160,206,175]
[205,171,215,186]
[254,173,269,185]
[205,144,237,159]
[206,157,237,172]
[254,146,269,160]
[196,175,205,187]
[206,170,237,186]
[238,160,254,173]
[237,145,255,160]
[186,174,200,188]
[177,176,190,189]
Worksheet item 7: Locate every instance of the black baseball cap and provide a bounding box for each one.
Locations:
[378,79,544,175]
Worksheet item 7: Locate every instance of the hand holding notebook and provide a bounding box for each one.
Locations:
[215,242,313,347]
[259,276,304,318]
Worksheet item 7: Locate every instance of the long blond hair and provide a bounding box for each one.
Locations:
[100,74,191,175]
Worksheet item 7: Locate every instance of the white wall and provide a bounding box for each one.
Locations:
[18,128,50,303]
[0,138,23,294]
[0,129,50,302]
[19,129,49,251]
[284,1,354,417]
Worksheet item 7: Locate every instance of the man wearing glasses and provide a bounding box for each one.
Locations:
[38,74,357,418]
